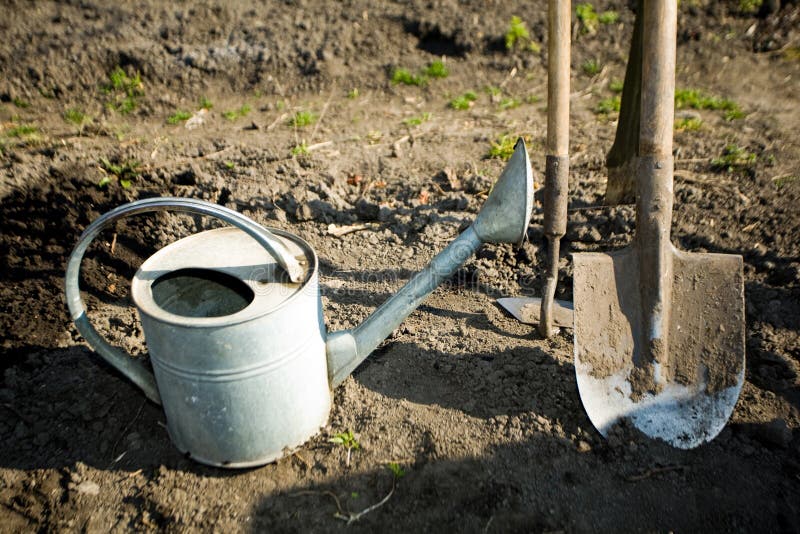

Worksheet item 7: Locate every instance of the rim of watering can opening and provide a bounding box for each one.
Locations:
[131,227,319,328]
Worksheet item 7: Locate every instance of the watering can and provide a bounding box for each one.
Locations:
[65,139,532,467]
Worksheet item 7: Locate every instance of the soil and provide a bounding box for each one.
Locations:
[1,0,799,532]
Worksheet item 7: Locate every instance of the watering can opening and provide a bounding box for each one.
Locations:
[151,268,255,318]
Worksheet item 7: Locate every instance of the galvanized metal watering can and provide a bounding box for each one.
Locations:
[65,140,533,468]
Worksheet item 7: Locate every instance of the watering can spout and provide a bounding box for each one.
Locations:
[326,138,533,387]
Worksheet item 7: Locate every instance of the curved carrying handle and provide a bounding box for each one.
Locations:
[64,197,303,405]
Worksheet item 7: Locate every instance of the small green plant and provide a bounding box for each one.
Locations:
[576,3,599,34]
[64,108,88,126]
[330,430,360,467]
[12,97,30,109]
[449,91,478,110]
[222,104,251,121]
[739,0,763,13]
[773,175,798,189]
[505,15,530,49]
[609,79,624,93]
[98,157,140,189]
[599,10,620,24]
[711,144,757,174]
[675,117,703,131]
[582,59,601,76]
[391,67,427,86]
[5,125,38,138]
[423,60,448,79]
[289,110,317,128]
[674,88,744,120]
[596,95,621,114]
[386,463,406,479]
[199,96,213,110]
[499,97,521,110]
[525,94,541,104]
[103,66,144,114]
[487,135,517,160]
[347,88,360,99]
[167,110,192,125]
[291,142,309,156]
[403,112,431,126]
[224,161,236,170]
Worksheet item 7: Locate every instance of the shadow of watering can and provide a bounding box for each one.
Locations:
[65,139,533,468]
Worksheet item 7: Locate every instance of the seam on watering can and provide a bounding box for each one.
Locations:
[149,336,326,383]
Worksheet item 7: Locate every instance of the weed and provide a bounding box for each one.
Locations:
[609,79,624,93]
[773,175,798,189]
[403,112,431,126]
[291,142,309,156]
[505,15,529,49]
[423,60,448,79]
[5,125,38,137]
[386,463,406,479]
[64,108,88,126]
[12,97,30,109]
[329,430,360,467]
[391,68,426,86]
[199,97,213,110]
[103,66,144,114]
[576,3,599,34]
[224,161,236,170]
[487,135,517,160]
[449,91,478,110]
[98,157,140,189]
[675,117,702,131]
[525,94,541,104]
[596,95,621,114]
[289,110,317,128]
[347,88,360,99]
[599,10,620,24]
[222,104,251,121]
[711,144,756,173]
[499,97,520,110]
[167,110,192,125]
[739,0,762,14]
[582,59,601,76]
[674,88,744,121]
[484,85,502,102]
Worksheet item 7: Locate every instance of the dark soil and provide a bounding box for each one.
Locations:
[1,1,799,532]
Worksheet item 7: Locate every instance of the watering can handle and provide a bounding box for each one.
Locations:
[64,197,304,405]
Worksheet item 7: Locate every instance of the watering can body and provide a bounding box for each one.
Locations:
[132,228,331,467]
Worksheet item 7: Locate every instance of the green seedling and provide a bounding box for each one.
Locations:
[64,108,88,126]
[347,88,360,99]
[98,157,140,189]
[103,66,144,114]
[599,10,620,24]
[5,125,38,138]
[289,110,317,128]
[291,142,309,156]
[576,3,599,34]
[674,88,744,121]
[403,112,431,126]
[582,59,601,76]
[773,175,798,189]
[487,134,517,160]
[199,97,213,110]
[224,161,236,170]
[499,97,520,110]
[391,67,426,86]
[675,117,702,131]
[222,104,251,121]
[12,97,30,109]
[423,60,448,79]
[449,91,478,110]
[525,94,541,104]
[596,95,621,114]
[609,79,624,93]
[505,15,529,49]
[167,110,192,125]
[329,430,360,467]
[711,144,757,174]
[739,0,762,14]
[386,462,406,479]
